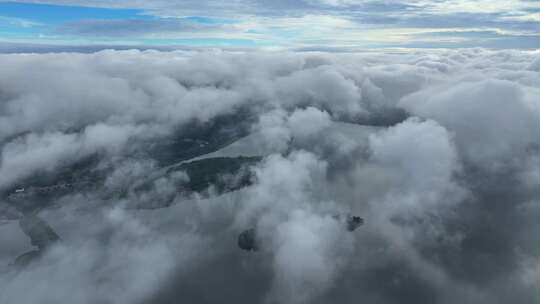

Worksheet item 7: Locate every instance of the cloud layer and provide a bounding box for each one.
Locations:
[1,48,540,304]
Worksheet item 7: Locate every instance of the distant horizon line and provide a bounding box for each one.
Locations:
[1,42,539,54]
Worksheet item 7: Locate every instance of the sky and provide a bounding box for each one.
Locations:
[0,0,540,49]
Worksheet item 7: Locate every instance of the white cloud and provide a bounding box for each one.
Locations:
[400,78,540,169]
[369,118,464,215]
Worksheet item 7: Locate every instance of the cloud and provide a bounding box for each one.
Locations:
[0,16,42,28]
[251,107,332,154]
[57,17,231,37]
[400,78,540,169]
[1,48,540,304]
[368,118,464,215]
[0,123,163,189]
[0,207,207,304]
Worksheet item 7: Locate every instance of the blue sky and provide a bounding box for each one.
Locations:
[1,0,540,49]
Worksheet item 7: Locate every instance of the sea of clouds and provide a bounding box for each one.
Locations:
[1,48,540,304]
